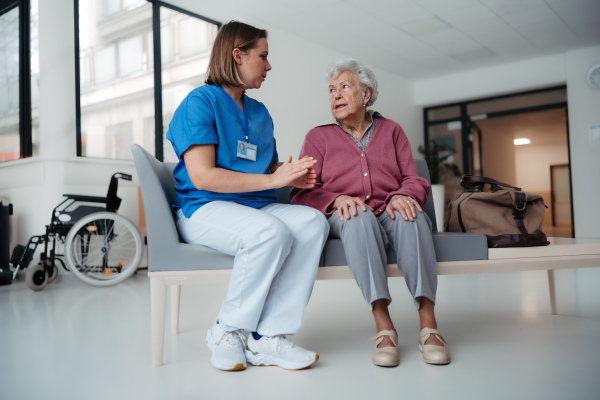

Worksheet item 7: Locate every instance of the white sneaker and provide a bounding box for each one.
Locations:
[206,323,247,371]
[245,334,319,370]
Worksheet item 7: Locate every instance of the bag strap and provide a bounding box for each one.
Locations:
[461,175,522,192]
[512,191,529,235]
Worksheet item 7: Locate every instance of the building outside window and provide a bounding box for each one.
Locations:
[0,0,38,162]
[0,7,20,161]
[77,0,218,161]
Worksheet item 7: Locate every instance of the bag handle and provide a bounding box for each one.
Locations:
[460,175,522,192]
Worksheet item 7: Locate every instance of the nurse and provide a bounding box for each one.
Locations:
[166,21,329,372]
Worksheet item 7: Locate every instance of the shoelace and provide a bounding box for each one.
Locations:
[214,329,247,350]
[266,335,297,352]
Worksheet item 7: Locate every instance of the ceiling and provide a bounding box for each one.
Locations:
[178,0,600,80]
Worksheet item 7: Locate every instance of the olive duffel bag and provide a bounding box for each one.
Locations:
[445,175,550,248]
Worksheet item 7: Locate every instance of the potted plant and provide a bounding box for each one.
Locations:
[417,140,461,231]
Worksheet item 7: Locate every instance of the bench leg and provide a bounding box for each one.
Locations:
[547,269,557,315]
[170,284,181,335]
[150,277,167,367]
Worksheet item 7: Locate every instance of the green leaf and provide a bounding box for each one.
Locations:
[417,140,462,184]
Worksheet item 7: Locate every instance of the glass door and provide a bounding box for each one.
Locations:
[423,86,574,237]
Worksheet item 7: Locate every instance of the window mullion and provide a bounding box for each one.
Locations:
[19,0,32,158]
[152,1,163,161]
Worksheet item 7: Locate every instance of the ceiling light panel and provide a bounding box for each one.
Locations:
[514,138,531,145]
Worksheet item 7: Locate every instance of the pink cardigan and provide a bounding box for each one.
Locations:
[290,117,430,216]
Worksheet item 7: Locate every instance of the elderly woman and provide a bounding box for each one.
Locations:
[291,59,450,367]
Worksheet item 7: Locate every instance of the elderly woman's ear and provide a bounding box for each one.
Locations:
[363,86,372,107]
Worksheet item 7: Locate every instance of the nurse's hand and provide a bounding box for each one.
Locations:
[271,155,317,189]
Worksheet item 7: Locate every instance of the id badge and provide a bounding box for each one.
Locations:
[237,140,257,162]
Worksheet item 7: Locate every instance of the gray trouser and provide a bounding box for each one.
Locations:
[328,209,437,309]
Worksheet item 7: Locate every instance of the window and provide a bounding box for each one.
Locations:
[75,0,219,161]
[0,0,37,162]
[0,6,19,161]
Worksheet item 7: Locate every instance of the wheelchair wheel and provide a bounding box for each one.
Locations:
[47,264,59,283]
[26,264,48,291]
[64,212,143,287]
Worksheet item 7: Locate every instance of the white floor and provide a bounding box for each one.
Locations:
[2,265,600,400]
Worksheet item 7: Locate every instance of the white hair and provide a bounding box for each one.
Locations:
[325,58,378,107]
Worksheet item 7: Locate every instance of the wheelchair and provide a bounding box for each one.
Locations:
[10,172,143,291]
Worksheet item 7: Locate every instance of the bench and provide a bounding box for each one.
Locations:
[131,144,600,367]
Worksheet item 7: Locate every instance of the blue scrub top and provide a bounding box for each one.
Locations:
[167,84,279,218]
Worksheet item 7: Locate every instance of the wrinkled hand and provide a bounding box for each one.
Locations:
[332,195,373,221]
[386,195,422,221]
[271,155,317,189]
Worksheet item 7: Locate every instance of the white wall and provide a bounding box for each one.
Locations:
[414,53,567,107]
[415,47,600,239]
[565,46,600,239]
[481,130,516,187]
[515,142,569,193]
[0,0,418,254]
[233,21,420,159]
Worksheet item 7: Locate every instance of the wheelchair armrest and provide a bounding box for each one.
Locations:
[62,194,108,204]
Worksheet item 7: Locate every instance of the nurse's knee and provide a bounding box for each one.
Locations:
[296,207,329,236]
[245,217,293,253]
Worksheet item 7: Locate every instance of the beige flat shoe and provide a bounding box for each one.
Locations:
[370,330,399,367]
[418,328,451,365]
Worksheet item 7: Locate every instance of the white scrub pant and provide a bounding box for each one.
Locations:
[176,201,329,336]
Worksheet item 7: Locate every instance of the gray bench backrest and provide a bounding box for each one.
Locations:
[414,158,437,232]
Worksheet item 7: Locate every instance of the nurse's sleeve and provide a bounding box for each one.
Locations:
[168,91,219,159]
[271,137,279,164]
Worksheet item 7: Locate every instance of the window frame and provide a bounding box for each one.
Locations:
[423,85,569,175]
[74,0,221,161]
[0,0,32,160]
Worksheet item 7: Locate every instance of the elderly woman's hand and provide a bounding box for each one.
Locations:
[332,195,374,221]
[386,195,423,221]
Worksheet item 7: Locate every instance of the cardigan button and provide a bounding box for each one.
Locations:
[363,172,368,177]
[360,153,364,158]
[366,194,371,199]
